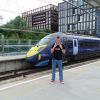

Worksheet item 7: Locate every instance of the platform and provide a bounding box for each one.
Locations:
[0,55,26,62]
[0,60,100,100]
[0,55,30,72]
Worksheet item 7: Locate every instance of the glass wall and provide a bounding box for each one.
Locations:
[58,0,97,36]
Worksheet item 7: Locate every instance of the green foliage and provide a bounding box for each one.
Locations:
[0,16,51,40]
[2,16,28,30]
[43,29,52,33]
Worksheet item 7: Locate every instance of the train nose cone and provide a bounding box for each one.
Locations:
[27,46,38,58]
[26,45,47,64]
[27,45,47,58]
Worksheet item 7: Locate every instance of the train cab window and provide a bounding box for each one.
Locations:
[36,34,53,46]
[37,38,51,45]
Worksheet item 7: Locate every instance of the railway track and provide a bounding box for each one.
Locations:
[0,57,100,83]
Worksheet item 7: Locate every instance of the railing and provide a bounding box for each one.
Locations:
[0,39,39,56]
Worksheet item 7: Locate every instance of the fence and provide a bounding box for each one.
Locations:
[0,39,39,56]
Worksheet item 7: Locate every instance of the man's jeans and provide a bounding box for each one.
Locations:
[52,59,63,81]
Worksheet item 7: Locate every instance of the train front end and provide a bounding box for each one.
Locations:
[26,34,53,67]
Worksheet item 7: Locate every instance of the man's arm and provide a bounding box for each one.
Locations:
[60,44,66,54]
[51,43,56,53]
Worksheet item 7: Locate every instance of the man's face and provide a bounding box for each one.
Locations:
[56,37,61,44]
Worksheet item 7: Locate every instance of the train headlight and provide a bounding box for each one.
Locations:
[38,54,42,60]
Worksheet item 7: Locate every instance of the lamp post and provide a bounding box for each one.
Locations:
[0,16,3,26]
[0,33,4,56]
[0,16,4,55]
[1,34,4,56]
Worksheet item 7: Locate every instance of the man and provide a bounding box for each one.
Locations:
[51,36,65,84]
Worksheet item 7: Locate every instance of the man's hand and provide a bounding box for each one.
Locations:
[53,43,57,48]
[59,44,63,50]
[59,44,65,54]
[51,43,57,53]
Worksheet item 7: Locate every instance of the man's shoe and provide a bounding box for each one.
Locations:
[60,80,64,84]
[51,80,55,82]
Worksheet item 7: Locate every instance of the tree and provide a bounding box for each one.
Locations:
[0,16,50,39]
[0,16,28,39]
[2,16,28,30]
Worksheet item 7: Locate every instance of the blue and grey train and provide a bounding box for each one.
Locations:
[26,32,100,67]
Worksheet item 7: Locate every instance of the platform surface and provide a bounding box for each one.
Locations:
[0,55,26,62]
[0,60,100,100]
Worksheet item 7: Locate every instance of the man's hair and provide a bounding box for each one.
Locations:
[56,36,60,39]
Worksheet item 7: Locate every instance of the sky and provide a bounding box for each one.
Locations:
[0,0,63,25]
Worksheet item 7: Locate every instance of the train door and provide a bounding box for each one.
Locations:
[73,39,78,55]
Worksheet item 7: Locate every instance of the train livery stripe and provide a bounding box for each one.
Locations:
[35,60,49,66]
[27,46,38,57]
[27,45,47,57]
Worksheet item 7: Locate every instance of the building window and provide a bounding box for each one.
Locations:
[73,8,76,14]
[67,24,70,30]
[72,24,76,30]
[78,15,81,21]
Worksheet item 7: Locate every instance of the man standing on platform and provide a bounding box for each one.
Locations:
[51,36,65,84]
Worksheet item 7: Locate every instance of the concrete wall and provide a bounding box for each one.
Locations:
[0,55,32,73]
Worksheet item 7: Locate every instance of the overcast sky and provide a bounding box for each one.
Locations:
[0,0,63,25]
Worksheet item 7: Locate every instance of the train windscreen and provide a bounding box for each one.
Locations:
[36,34,53,46]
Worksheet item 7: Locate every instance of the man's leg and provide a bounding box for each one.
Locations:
[57,60,63,81]
[51,60,57,81]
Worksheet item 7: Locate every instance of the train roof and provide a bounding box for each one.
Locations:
[52,32,100,41]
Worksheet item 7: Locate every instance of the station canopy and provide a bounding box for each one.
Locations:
[84,0,100,8]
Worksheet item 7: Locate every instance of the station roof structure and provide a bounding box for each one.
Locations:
[83,0,100,8]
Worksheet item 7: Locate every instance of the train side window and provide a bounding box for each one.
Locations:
[79,41,87,48]
[96,42,99,47]
[79,40,99,48]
